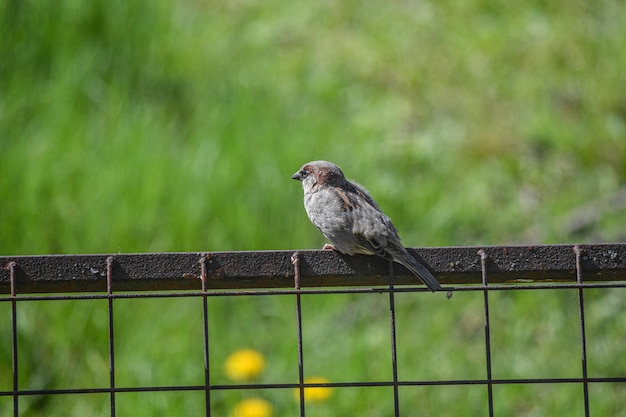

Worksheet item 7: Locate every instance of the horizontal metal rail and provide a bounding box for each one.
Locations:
[2,375,626,398]
[1,243,625,294]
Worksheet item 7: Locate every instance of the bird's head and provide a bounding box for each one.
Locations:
[291,160,347,191]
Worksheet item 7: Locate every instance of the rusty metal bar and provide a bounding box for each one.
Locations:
[291,252,306,417]
[106,257,116,417]
[1,244,625,294]
[574,246,591,417]
[9,262,18,417]
[388,261,400,417]
[200,255,212,417]
[479,250,494,417]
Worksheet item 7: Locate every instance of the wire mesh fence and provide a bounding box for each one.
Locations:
[1,244,625,416]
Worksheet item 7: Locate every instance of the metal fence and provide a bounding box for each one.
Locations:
[1,243,625,416]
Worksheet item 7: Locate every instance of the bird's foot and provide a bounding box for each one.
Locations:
[322,244,336,251]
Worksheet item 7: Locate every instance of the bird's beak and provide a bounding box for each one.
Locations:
[291,171,302,181]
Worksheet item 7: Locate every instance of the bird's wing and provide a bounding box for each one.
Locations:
[339,181,401,256]
[339,181,442,292]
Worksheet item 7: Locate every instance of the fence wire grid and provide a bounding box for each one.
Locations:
[1,243,626,416]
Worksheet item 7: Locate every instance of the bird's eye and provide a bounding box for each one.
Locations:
[300,170,309,178]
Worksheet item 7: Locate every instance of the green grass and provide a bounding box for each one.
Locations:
[1,0,626,415]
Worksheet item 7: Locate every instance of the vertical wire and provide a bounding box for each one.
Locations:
[106,257,116,417]
[574,245,591,417]
[478,250,494,417]
[388,261,400,417]
[200,255,212,417]
[291,253,306,417]
[9,262,19,417]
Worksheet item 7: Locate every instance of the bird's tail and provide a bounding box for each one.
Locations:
[389,246,442,292]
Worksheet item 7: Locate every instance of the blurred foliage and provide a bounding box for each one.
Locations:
[1,0,625,415]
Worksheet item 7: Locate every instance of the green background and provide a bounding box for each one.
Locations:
[1,0,625,415]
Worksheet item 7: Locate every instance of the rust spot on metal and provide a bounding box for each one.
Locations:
[210,267,225,279]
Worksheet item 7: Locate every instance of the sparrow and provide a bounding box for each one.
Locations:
[292,160,442,292]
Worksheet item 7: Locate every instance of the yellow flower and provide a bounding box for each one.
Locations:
[294,376,333,403]
[230,398,273,417]
[225,349,265,381]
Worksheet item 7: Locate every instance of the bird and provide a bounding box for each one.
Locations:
[291,160,442,292]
